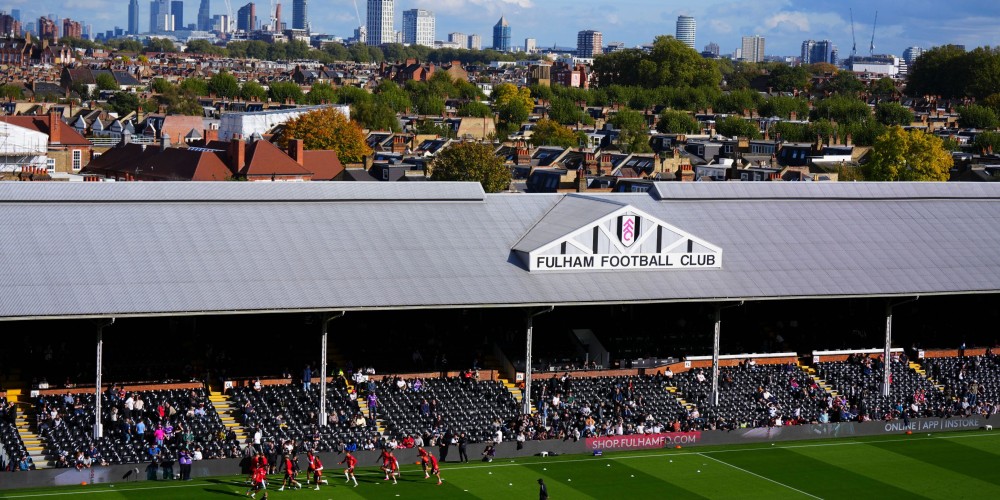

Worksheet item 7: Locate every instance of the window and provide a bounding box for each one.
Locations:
[46,158,56,172]
[72,150,82,171]
[382,169,389,180]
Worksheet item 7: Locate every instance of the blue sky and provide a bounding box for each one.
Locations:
[5,0,1000,56]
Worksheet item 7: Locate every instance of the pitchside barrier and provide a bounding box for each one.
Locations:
[0,416,986,490]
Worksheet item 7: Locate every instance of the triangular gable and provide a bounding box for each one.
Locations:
[515,201,722,272]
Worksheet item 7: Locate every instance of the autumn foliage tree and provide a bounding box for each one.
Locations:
[862,126,953,181]
[279,107,372,163]
[429,141,511,193]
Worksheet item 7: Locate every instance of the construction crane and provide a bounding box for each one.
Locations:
[223,0,236,32]
[849,8,857,63]
[352,0,363,31]
[869,11,878,57]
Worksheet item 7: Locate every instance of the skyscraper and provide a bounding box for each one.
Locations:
[151,0,172,32]
[524,38,535,53]
[366,0,393,46]
[448,32,464,45]
[292,0,308,31]
[198,0,211,31]
[903,46,924,65]
[576,30,602,58]
[741,35,765,63]
[149,0,158,32]
[402,9,434,47]
[801,40,836,65]
[171,0,184,30]
[63,18,82,39]
[468,34,481,50]
[492,16,510,51]
[703,42,720,58]
[10,9,19,22]
[675,15,695,49]
[129,0,140,34]
[237,2,255,31]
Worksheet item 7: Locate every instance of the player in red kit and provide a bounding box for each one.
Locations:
[246,465,267,498]
[377,448,392,480]
[277,454,301,491]
[340,451,358,487]
[426,453,442,485]
[417,446,431,478]
[386,450,400,484]
[306,450,328,490]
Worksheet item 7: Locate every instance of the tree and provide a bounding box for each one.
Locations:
[875,102,915,126]
[715,116,761,139]
[973,131,1000,154]
[862,126,953,181]
[414,120,455,139]
[458,101,492,118]
[352,101,400,132]
[207,72,240,99]
[758,96,809,119]
[810,95,871,124]
[107,91,154,116]
[373,81,411,113]
[279,107,372,163]
[95,73,119,91]
[958,105,999,129]
[429,141,511,193]
[715,89,762,114]
[767,65,809,92]
[151,78,172,94]
[871,77,897,96]
[530,119,584,148]
[240,81,267,101]
[178,78,208,97]
[592,35,721,89]
[824,71,864,96]
[0,83,24,100]
[609,108,652,153]
[492,83,533,137]
[268,81,304,103]
[305,82,337,104]
[906,45,969,98]
[146,38,177,53]
[548,96,589,125]
[656,110,700,134]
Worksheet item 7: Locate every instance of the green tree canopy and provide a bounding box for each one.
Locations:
[146,38,177,53]
[95,73,119,91]
[305,82,337,104]
[758,96,809,119]
[715,89,763,114]
[239,81,267,101]
[810,95,872,124]
[279,107,372,163]
[592,35,722,89]
[178,78,208,97]
[824,71,865,96]
[492,83,534,137]
[957,104,999,129]
[906,44,975,98]
[656,110,700,134]
[715,116,761,139]
[207,72,240,99]
[429,141,511,193]
[862,126,953,181]
[458,101,492,118]
[767,65,810,92]
[268,81,304,103]
[0,84,24,100]
[973,131,1000,154]
[875,102,915,126]
[530,118,585,148]
[352,101,400,132]
[609,108,652,153]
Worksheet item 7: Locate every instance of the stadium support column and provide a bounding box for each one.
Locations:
[320,311,345,427]
[93,318,115,439]
[524,306,554,415]
[711,306,721,407]
[884,297,918,398]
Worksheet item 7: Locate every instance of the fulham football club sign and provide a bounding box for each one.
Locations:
[513,200,722,272]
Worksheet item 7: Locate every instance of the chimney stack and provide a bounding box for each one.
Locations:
[229,138,246,174]
[289,139,305,166]
[48,110,61,145]
[160,132,171,152]
[576,167,587,192]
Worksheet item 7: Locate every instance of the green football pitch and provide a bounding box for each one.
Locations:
[2,430,999,499]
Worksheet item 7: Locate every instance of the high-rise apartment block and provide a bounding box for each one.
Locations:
[402,8,434,47]
[492,16,510,51]
[366,0,393,46]
[741,35,765,63]
[675,15,695,49]
[576,30,602,58]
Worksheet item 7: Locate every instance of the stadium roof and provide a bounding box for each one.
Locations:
[1,182,999,320]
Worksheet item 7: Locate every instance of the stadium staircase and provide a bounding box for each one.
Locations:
[800,358,838,397]
[210,390,247,446]
[348,380,385,435]
[665,384,696,411]
[501,378,534,413]
[909,361,945,391]
[8,389,49,469]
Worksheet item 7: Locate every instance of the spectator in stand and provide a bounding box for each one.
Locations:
[367,392,379,416]
[303,364,312,391]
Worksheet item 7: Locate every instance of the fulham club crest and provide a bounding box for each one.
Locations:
[617,214,641,248]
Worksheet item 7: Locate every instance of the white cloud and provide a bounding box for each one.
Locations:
[763,11,810,32]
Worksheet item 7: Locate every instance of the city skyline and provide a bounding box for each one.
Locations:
[2,0,999,57]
